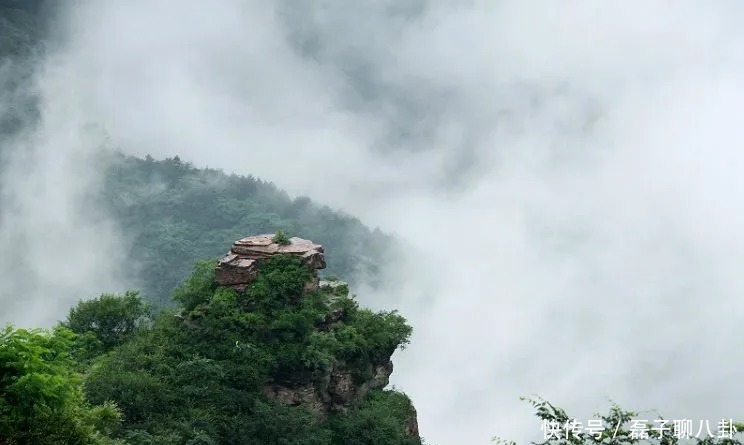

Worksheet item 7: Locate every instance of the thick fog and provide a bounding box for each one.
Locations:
[6,1,744,443]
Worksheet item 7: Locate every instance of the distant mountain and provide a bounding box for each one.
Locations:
[99,152,394,305]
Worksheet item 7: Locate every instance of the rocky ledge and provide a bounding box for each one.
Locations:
[215,234,326,292]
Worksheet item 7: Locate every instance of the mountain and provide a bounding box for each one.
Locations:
[98,152,395,306]
[1,235,422,445]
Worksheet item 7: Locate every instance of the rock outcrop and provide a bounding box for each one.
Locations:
[262,361,394,416]
[213,234,419,441]
[215,234,326,292]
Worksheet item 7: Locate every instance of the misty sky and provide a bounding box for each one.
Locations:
[3,1,744,444]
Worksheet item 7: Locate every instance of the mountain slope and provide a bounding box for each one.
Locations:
[74,251,421,444]
[99,153,394,306]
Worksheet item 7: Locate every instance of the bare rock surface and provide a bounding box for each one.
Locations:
[262,361,393,417]
[215,234,326,291]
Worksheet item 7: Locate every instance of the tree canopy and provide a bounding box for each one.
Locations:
[0,325,124,445]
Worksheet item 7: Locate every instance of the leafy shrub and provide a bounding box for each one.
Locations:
[64,290,150,354]
[330,390,420,445]
[0,325,125,445]
[242,255,313,312]
[273,229,292,245]
[171,260,218,311]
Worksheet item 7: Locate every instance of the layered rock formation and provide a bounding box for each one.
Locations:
[215,233,326,292]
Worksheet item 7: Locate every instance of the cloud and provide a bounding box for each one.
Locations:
[16,0,744,443]
[0,54,130,327]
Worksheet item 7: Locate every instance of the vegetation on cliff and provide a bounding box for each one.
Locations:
[1,254,419,445]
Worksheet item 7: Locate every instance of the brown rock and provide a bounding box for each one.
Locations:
[215,234,326,291]
[231,235,326,269]
[261,383,326,415]
[214,254,259,285]
[357,361,393,397]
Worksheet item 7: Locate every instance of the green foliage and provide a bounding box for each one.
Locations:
[331,390,420,445]
[223,399,332,445]
[347,309,412,362]
[171,260,218,311]
[273,229,292,245]
[81,256,416,444]
[322,281,350,297]
[98,153,395,306]
[493,396,744,445]
[0,325,125,445]
[64,291,150,355]
[242,255,313,312]
[1,7,411,445]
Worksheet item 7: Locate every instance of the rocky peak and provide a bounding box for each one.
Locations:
[184,234,420,442]
[215,233,326,292]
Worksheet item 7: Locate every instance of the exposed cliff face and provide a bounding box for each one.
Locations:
[262,361,393,416]
[215,234,326,292]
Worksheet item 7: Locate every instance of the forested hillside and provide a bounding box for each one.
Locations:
[1,253,422,444]
[99,152,394,306]
[3,245,742,445]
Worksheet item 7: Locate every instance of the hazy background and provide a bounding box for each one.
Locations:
[4,1,744,444]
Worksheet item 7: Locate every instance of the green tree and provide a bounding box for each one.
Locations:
[0,325,125,445]
[82,256,418,444]
[64,291,149,353]
[273,229,292,245]
[171,260,218,312]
